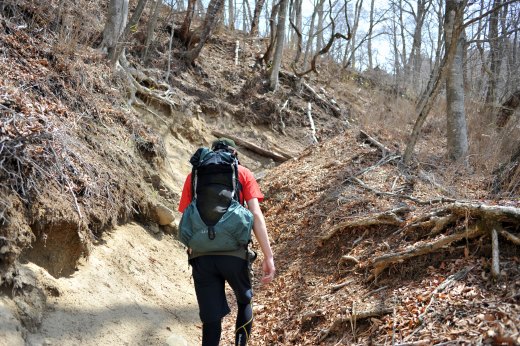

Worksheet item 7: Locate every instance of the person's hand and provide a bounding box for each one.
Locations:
[261,257,275,284]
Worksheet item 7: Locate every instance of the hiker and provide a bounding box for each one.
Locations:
[178,138,275,346]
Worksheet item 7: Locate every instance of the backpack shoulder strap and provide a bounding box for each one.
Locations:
[232,157,244,204]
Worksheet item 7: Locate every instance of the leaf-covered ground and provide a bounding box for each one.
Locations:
[235,131,520,345]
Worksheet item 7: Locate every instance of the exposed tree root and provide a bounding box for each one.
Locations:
[116,57,178,117]
[320,206,409,245]
[498,226,520,245]
[368,202,520,280]
[371,225,485,279]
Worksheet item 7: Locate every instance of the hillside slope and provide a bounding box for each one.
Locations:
[1,1,519,346]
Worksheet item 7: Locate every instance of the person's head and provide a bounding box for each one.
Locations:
[211,138,237,155]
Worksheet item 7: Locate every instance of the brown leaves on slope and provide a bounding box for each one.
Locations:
[247,130,520,345]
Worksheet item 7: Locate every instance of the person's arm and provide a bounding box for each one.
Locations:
[247,198,275,284]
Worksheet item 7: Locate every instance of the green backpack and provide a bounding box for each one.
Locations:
[178,147,254,253]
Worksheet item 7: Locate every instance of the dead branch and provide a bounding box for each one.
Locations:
[417,266,472,326]
[497,227,520,245]
[211,130,292,162]
[394,340,433,346]
[301,82,343,118]
[358,130,395,157]
[306,102,318,143]
[339,255,359,265]
[318,306,392,342]
[330,279,354,292]
[349,176,456,205]
[362,286,388,299]
[355,154,401,177]
[371,226,484,278]
[320,207,407,244]
[350,306,393,320]
[491,227,500,278]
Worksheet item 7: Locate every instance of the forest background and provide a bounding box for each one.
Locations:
[0,0,519,344]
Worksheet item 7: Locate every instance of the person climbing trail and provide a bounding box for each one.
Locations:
[178,138,276,346]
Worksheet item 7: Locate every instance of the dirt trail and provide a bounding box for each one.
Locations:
[24,223,201,346]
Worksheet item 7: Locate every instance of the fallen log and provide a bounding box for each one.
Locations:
[211,130,292,162]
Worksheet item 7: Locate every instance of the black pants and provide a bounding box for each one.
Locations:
[190,255,253,346]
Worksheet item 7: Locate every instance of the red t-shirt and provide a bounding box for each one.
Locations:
[178,165,264,213]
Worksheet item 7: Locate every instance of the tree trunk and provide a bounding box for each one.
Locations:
[263,0,280,64]
[497,90,520,127]
[243,0,252,31]
[343,0,362,68]
[445,0,468,164]
[403,0,466,164]
[250,0,266,35]
[367,0,375,69]
[316,0,324,52]
[228,0,235,30]
[100,0,129,57]
[183,0,226,64]
[269,0,288,90]
[391,6,400,86]
[179,0,197,45]
[399,0,407,73]
[291,0,302,50]
[110,0,149,64]
[407,0,430,86]
[303,0,320,69]
[142,0,162,63]
[485,0,501,117]
[196,0,206,16]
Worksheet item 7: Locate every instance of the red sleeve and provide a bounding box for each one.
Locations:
[178,173,192,213]
[238,166,264,203]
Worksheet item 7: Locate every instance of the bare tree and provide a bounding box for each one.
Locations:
[316,0,326,51]
[110,0,149,64]
[485,0,501,116]
[302,0,323,69]
[342,0,363,68]
[263,0,280,64]
[289,0,303,50]
[243,0,253,31]
[403,0,517,164]
[228,0,235,30]
[183,0,226,64]
[295,0,350,77]
[100,0,129,57]
[367,0,375,69]
[269,0,289,90]
[179,0,197,45]
[251,0,267,35]
[142,0,163,63]
[445,0,468,163]
[405,0,433,84]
